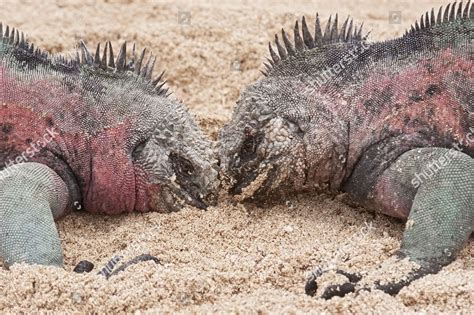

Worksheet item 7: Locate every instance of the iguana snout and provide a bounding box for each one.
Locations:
[131,99,219,212]
[219,97,307,202]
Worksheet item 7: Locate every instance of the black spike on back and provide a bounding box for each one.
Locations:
[457,1,463,17]
[437,6,443,23]
[463,0,471,17]
[155,80,167,92]
[449,2,457,21]
[107,41,115,68]
[415,21,421,31]
[13,30,19,46]
[323,15,332,42]
[266,57,275,67]
[430,9,436,25]
[444,3,451,21]
[330,14,339,42]
[340,16,349,41]
[0,23,3,39]
[314,13,324,47]
[275,34,287,59]
[141,54,152,78]
[294,21,305,51]
[135,48,146,75]
[152,70,165,87]
[94,43,101,65]
[79,40,93,65]
[425,12,431,27]
[268,42,280,63]
[15,30,20,45]
[281,29,295,55]
[263,61,272,72]
[146,56,156,80]
[301,16,314,49]
[346,19,353,41]
[420,15,425,29]
[5,25,10,38]
[9,28,15,44]
[116,42,127,71]
[129,43,136,68]
[101,43,108,70]
[356,22,364,40]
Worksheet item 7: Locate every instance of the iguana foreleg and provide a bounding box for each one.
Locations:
[0,162,70,267]
[306,148,474,298]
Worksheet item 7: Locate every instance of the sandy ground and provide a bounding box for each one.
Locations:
[1,0,473,313]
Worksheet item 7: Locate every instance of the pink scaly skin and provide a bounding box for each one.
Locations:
[0,29,219,269]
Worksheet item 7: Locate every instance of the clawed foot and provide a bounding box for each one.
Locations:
[73,254,160,279]
[305,268,362,299]
[305,253,442,299]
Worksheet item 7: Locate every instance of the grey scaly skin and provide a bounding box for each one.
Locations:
[219,2,473,297]
[0,25,219,268]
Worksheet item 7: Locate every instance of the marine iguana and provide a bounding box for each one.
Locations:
[219,1,473,298]
[0,24,219,269]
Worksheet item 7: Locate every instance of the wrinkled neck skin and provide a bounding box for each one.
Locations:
[302,114,349,191]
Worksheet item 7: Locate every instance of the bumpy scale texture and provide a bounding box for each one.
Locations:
[219,1,473,297]
[0,25,219,267]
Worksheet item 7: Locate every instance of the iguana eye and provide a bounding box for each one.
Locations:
[170,152,195,176]
[132,140,148,159]
[242,137,256,154]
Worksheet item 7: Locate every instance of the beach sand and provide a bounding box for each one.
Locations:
[0,0,473,313]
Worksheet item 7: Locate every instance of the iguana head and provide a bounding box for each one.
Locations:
[219,14,362,202]
[131,96,220,213]
[219,79,313,203]
[75,42,220,213]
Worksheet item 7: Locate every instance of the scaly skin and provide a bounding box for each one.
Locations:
[0,25,219,268]
[219,2,473,297]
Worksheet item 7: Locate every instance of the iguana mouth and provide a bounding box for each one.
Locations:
[228,156,283,203]
[160,183,208,212]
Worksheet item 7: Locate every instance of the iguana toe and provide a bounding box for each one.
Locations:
[307,253,445,299]
[305,268,361,299]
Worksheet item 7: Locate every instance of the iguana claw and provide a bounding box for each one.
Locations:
[306,253,446,299]
[305,268,361,299]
